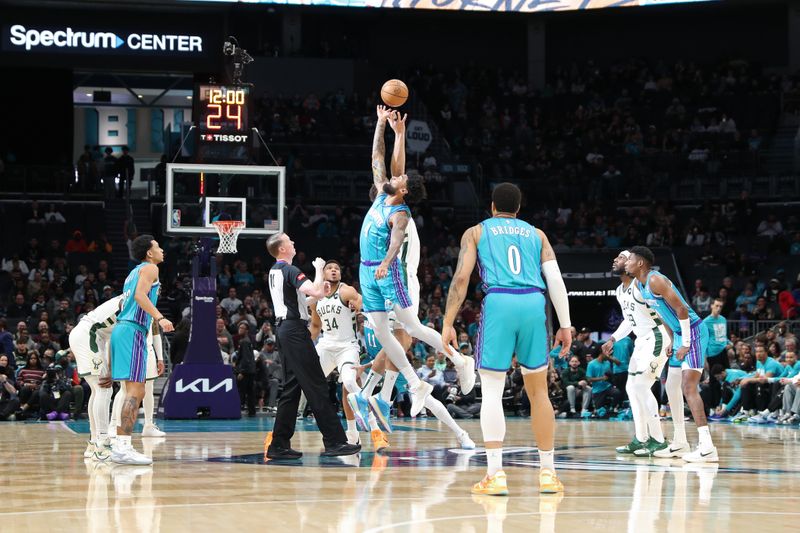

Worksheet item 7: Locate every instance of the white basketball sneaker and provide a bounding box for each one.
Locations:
[682,446,719,463]
[410,381,433,417]
[457,356,476,395]
[653,441,690,458]
[457,430,476,450]
[142,423,166,438]
[112,441,153,465]
[84,441,96,458]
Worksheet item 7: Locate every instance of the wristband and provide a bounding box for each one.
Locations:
[679,317,692,348]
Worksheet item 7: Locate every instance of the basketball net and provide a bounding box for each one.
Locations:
[211,220,245,254]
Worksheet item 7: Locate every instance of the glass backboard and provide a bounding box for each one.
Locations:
[165,163,285,238]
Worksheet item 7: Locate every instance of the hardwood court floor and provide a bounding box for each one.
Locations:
[2,417,799,532]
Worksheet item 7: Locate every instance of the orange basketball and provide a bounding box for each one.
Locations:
[380,79,409,108]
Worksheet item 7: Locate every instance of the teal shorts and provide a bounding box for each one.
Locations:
[110,321,148,383]
[669,321,709,370]
[475,288,548,372]
[363,325,382,363]
[360,260,412,313]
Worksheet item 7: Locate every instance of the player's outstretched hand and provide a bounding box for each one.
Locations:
[441,325,458,354]
[160,318,175,333]
[388,111,408,134]
[376,105,391,122]
[552,327,572,358]
[601,339,614,356]
[312,257,325,271]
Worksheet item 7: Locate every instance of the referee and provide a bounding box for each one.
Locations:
[265,232,360,459]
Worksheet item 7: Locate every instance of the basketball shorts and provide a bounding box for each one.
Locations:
[628,324,670,380]
[146,340,159,381]
[475,288,548,372]
[360,260,412,314]
[317,340,360,381]
[110,321,148,383]
[669,321,710,371]
[70,321,108,377]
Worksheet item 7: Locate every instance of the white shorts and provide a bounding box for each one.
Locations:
[629,325,671,380]
[392,274,420,330]
[317,340,360,381]
[146,342,159,381]
[70,322,108,377]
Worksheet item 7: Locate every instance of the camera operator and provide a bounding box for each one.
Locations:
[39,364,73,421]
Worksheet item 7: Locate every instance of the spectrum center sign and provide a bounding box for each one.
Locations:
[5,24,204,54]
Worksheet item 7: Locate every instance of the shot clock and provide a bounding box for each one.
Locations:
[194,84,252,163]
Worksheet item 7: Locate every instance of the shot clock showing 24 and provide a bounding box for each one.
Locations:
[194,84,252,163]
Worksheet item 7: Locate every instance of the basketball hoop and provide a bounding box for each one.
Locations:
[211,220,245,254]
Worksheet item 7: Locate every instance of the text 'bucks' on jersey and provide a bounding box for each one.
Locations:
[474,217,548,372]
[615,280,662,338]
[316,284,357,344]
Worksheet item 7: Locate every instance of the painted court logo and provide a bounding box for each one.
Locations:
[8,24,203,53]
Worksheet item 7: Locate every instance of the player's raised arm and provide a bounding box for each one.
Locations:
[298,257,329,300]
[375,212,409,280]
[537,229,571,356]
[372,105,392,189]
[134,264,173,332]
[442,226,479,352]
[388,111,407,177]
[340,284,363,314]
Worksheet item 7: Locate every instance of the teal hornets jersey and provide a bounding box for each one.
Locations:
[118,263,160,328]
[359,192,411,263]
[476,217,545,290]
[636,270,700,333]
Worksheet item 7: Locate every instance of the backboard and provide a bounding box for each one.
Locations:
[165,163,285,238]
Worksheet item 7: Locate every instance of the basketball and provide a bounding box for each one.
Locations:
[380,79,409,108]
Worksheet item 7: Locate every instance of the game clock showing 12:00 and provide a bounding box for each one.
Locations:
[194,84,251,163]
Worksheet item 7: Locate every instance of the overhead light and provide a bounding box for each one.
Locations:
[137,94,143,99]
[85,93,91,97]
[186,95,192,100]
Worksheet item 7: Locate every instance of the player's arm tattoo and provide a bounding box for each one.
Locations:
[444,227,478,326]
[372,120,388,187]
[382,212,409,265]
[120,396,139,434]
[538,229,556,263]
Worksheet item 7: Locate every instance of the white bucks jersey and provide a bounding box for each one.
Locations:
[83,295,123,339]
[316,284,357,343]
[401,216,420,277]
[616,281,662,337]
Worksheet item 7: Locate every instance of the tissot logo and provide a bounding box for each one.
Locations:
[8,24,203,53]
[204,134,249,143]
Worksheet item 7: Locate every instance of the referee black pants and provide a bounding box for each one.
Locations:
[272,320,347,450]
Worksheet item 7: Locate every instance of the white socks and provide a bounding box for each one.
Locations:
[346,419,357,433]
[380,370,399,403]
[362,370,382,398]
[666,367,687,444]
[631,374,664,442]
[539,449,555,470]
[368,412,380,432]
[486,448,503,476]
[697,425,713,449]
